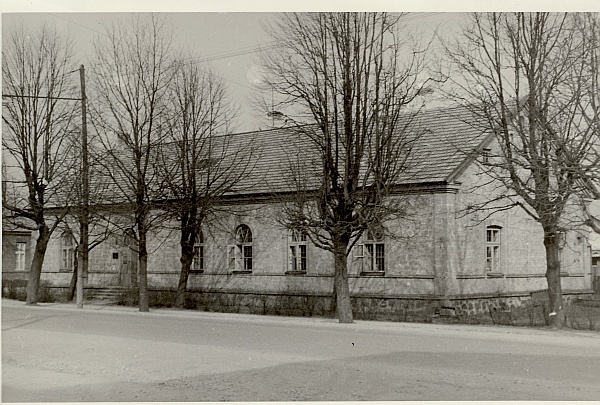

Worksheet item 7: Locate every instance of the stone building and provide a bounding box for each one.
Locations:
[3,105,595,319]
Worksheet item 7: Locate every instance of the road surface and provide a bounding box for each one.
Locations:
[2,298,599,402]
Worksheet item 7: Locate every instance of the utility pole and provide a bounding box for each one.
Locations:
[77,64,89,309]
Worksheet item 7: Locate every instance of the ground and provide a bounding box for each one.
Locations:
[2,298,600,402]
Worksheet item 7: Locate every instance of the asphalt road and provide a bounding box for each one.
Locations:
[2,298,599,402]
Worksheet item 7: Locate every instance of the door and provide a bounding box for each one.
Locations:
[119,234,138,288]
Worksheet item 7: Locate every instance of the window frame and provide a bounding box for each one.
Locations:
[287,229,307,274]
[485,225,502,275]
[358,227,385,276]
[230,224,253,273]
[60,233,76,272]
[481,148,491,164]
[190,230,204,273]
[15,242,26,271]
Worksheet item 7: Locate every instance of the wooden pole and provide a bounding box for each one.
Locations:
[76,64,89,309]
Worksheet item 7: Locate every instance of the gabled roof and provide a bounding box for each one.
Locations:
[61,103,490,207]
[399,104,491,184]
[231,103,491,196]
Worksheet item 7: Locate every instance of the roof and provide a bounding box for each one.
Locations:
[74,103,491,206]
[231,103,490,195]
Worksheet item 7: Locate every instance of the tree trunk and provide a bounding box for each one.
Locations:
[174,213,196,308]
[68,248,78,301]
[329,277,338,317]
[26,225,50,305]
[138,225,150,312]
[543,230,564,329]
[174,245,193,309]
[333,239,353,323]
[68,269,77,301]
[76,243,87,309]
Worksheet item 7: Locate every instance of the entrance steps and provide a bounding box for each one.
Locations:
[85,287,126,305]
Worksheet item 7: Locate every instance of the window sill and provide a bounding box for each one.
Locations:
[232,270,252,275]
[360,271,385,277]
[285,271,307,276]
[59,269,73,273]
[505,273,546,278]
[457,274,486,279]
[486,272,505,278]
[189,270,204,274]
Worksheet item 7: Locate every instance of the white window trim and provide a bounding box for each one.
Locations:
[353,244,364,258]
[15,242,26,271]
[363,241,385,273]
[287,230,307,273]
[231,225,253,272]
[61,234,75,272]
[359,228,385,274]
[485,226,502,274]
[191,232,204,272]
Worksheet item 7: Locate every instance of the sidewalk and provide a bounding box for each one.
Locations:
[2,298,599,345]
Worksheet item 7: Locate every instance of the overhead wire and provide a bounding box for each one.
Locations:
[44,12,443,67]
[37,12,444,92]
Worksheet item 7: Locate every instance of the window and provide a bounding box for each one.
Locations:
[355,227,385,274]
[482,148,491,164]
[15,242,26,271]
[485,226,502,273]
[288,229,307,273]
[191,231,204,272]
[365,227,385,273]
[228,224,253,272]
[61,233,75,272]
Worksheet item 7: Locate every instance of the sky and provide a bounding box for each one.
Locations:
[2,10,464,132]
[2,1,599,133]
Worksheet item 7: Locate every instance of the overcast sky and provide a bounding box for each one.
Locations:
[2,11,466,132]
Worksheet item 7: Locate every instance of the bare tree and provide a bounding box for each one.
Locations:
[90,14,175,312]
[2,23,79,304]
[443,12,598,328]
[261,13,429,323]
[156,58,254,308]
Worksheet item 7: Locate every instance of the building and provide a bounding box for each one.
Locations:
[3,105,595,319]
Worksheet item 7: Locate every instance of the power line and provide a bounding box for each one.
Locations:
[185,42,278,65]
[46,13,106,36]
[35,12,445,93]
[401,12,443,22]
[2,94,81,101]
[43,13,444,69]
[45,12,276,66]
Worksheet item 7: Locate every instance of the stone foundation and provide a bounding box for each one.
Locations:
[4,282,595,329]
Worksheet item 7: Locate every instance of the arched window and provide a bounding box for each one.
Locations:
[228,224,253,272]
[288,229,307,274]
[354,226,385,274]
[191,230,204,272]
[485,225,502,273]
[364,227,385,273]
[60,232,76,272]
